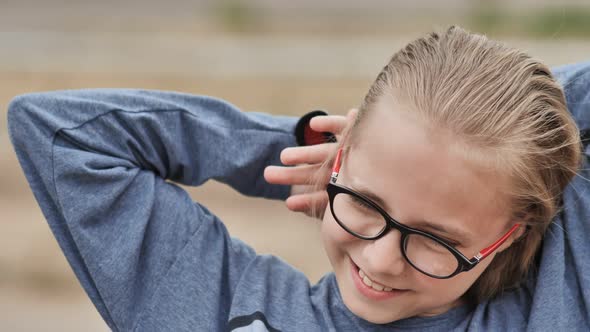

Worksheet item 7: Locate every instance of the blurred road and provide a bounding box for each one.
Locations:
[1,31,590,78]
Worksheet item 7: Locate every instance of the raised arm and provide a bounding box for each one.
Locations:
[7,89,298,331]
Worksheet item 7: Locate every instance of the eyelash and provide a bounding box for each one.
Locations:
[351,196,374,210]
[437,236,461,247]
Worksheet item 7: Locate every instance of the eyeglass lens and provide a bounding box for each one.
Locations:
[331,191,459,277]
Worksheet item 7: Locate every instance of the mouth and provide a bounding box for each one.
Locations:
[349,257,408,301]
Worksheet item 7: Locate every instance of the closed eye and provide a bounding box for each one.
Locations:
[351,196,374,211]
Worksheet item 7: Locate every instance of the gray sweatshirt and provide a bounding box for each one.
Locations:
[7,61,590,331]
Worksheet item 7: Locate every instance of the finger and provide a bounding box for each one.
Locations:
[280,143,336,166]
[309,108,358,135]
[286,191,328,216]
[264,164,329,185]
[309,114,347,136]
[290,184,313,196]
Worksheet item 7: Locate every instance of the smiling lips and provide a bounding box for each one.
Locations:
[349,257,408,301]
[358,268,394,292]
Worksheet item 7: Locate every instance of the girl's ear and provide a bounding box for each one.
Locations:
[513,211,533,242]
[510,224,529,244]
[496,216,530,253]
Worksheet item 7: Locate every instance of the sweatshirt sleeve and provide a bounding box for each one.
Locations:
[6,89,298,331]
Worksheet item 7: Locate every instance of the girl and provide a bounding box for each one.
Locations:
[8,26,590,331]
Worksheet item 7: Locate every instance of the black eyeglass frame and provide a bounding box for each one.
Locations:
[326,147,520,279]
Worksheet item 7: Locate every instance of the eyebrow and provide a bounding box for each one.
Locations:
[352,185,472,244]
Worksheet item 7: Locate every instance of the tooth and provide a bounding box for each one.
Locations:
[362,276,372,287]
[371,283,384,291]
[359,268,394,292]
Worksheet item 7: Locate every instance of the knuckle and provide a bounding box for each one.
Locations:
[280,149,290,163]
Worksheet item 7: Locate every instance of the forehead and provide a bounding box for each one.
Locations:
[344,99,512,243]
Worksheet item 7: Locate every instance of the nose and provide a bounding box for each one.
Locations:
[362,228,407,277]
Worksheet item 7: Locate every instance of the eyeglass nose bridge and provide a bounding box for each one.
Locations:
[371,215,424,263]
[370,215,445,273]
[372,214,417,242]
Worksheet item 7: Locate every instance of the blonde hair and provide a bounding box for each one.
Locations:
[311,26,582,302]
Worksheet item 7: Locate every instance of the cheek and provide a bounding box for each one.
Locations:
[320,207,361,268]
[413,263,487,301]
[410,273,473,313]
[321,209,359,248]
[414,273,461,292]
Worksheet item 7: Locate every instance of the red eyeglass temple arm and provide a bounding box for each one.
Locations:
[330,148,343,183]
[474,223,521,261]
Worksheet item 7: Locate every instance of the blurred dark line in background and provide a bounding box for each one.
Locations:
[1,0,590,37]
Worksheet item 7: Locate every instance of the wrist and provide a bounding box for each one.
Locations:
[295,110,337,146]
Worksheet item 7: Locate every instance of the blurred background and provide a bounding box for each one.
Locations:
[1,0,589,330]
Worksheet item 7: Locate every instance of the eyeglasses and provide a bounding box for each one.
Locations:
[326,148,520,279]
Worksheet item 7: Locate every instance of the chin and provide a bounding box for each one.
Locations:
[357,311,400,325]
[342,296,406,324]
[338,281,410,325]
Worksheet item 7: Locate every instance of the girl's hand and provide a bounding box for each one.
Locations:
[264,109,358,219]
